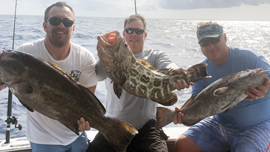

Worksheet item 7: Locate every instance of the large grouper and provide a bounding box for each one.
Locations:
[155,68,269,129]
[97,30,210,106]
[0,49,138,152]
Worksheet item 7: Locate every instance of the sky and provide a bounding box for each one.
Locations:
[1,0,270,21]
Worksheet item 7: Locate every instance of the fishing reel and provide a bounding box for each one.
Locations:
[5,116,22,130]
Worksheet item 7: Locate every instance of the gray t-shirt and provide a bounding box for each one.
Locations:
[96,49,177,129]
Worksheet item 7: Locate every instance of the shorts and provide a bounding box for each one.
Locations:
[183,117,270,152]
[30,132,89,152]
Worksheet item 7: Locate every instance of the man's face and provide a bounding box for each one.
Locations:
[43,6,75,48]
[200,33,228,63]
[123,19,147,54]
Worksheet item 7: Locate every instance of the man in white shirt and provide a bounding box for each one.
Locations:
[0,2,96,152]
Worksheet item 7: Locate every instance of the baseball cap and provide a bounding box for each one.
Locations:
[197,24,223,42]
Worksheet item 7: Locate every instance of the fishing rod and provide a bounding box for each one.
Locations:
[5,0,22,144]
[134,0,137,14]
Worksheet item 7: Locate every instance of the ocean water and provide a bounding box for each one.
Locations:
[0,15,270,140]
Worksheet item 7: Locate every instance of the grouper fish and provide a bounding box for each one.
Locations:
[97,30,210,106]
[0,50,138,152]
[155,69,269,129]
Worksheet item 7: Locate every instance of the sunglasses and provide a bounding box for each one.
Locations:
[199,34,222,47]
[47,17,74,27]
[124,28,145,34]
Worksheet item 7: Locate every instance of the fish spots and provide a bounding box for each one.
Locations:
[140,75,150,83]
[154,78,161,87]
[129,69,139,77]
[128,78,137,91]
[162,79,170,87]
[150,89,161,99]
[138,85,147,95]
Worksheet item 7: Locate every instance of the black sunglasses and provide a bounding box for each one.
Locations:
[47,17,74,27]
[199,34,222,47]
[124,28,145,34]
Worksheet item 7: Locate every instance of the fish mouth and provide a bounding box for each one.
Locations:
[99,30,120,46]
[255,68,264,74]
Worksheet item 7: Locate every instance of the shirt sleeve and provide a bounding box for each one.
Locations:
[153,50,178,70]
[78,49,98,88]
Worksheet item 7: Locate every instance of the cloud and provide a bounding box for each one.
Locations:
[158,0,270,10]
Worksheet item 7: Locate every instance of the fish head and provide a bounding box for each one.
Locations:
[236,69,268,87]
[97,30,121,62]
[0,50,28,85]
[97,30,134,71]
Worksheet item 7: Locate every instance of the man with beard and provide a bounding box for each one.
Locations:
[12,2,96,152]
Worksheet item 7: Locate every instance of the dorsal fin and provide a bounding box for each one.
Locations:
[137,59,176,75]
[48,62,77,83]
[137,59,156,70]
[156,68,176,76]
[77,84,106,115]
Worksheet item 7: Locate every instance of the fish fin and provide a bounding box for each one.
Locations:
[155,107,178,129]
[18,100,34,112]
[137,59,176,75]
[101,118,138,152]
[186,63,211,83]
[57,120,80,135]
[213,87,229,96]
[118,74,126,86]
[180,95,197,110]
[137,59,157,70]
[156,92,178,106]
[157,68,176,76]
[77,84,106,115]
[48,62,77,83]
[113,82,122,98]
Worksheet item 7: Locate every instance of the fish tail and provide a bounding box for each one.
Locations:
[187,63,211,83]
[155,107,178,129]
[101,119,138,152]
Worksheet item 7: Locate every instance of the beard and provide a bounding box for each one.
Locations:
[48,29,71,48]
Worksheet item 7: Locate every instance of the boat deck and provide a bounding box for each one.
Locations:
[0,127,188,152]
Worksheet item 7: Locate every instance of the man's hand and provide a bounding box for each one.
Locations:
[173,107,185,124]
[245,77,270,100]
[77,117,90,132]
[174,67,194,91]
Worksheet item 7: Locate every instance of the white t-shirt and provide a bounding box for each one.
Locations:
[17,39,98,145]
[97,49,178,129]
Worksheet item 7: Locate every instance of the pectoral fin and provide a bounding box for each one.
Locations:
[113,82,122,99]
[213,87,229,96]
